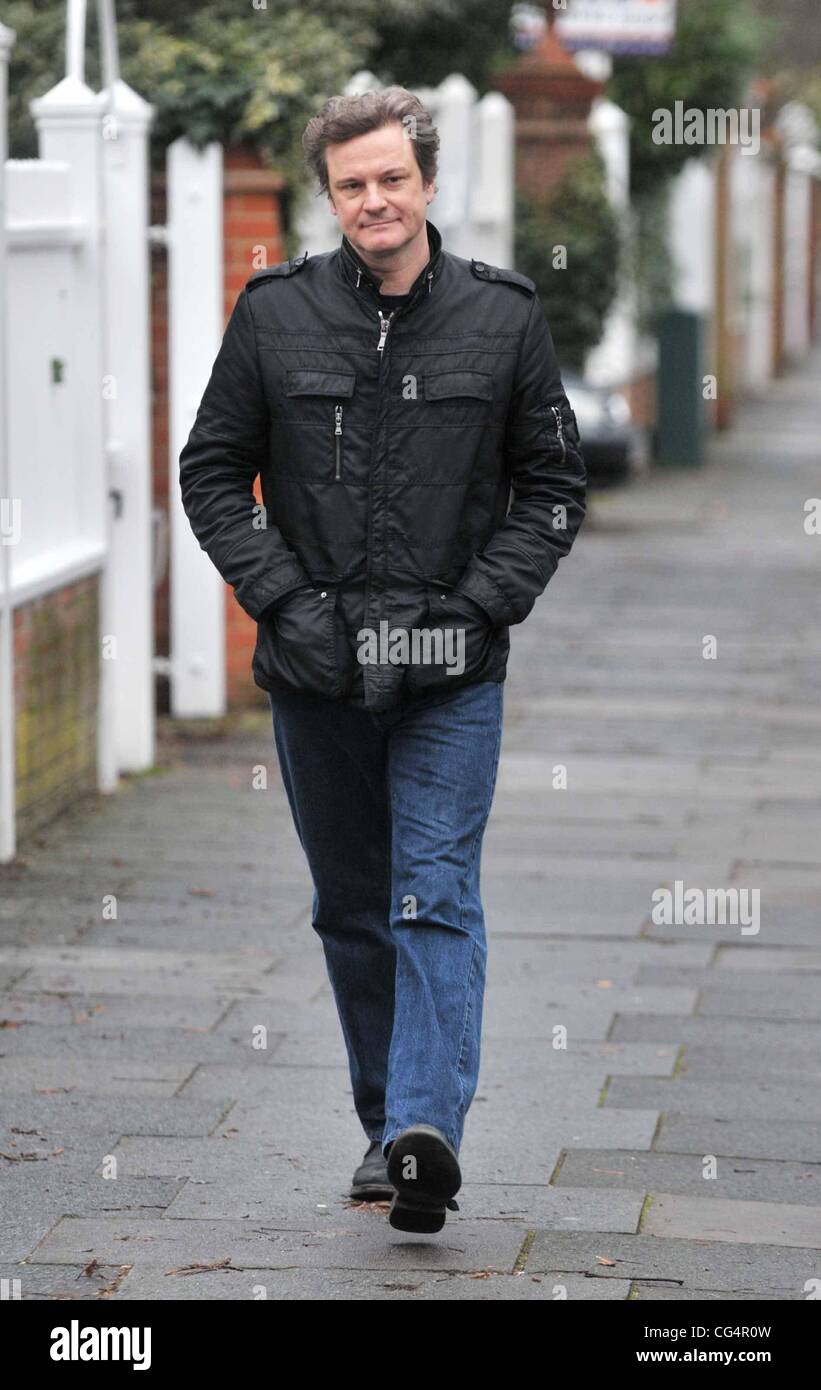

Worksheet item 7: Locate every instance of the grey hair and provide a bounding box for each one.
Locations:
[302,85,439,198]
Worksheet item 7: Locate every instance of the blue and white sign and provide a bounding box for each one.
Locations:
[556,0,678,56]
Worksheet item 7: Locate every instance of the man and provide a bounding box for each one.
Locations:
[179,86,586,1234]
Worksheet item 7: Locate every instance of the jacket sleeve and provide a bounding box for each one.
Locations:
[454,293,586,627]
[178,286,313,621]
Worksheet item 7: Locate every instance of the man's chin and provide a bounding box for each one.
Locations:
[360,220,402,237]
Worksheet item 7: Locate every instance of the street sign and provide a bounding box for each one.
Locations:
[556,0,678,56]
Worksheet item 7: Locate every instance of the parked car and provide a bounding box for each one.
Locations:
[562,370,647,488]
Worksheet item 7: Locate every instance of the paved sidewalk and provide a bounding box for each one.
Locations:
[2,351,820,1300]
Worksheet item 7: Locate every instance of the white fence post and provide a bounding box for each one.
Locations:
[0,19,16,862]
[668,157,716,316]
[29,70,115,791]
[467,91,513,270]
[418,73,477,254]
[777,103,821,363]
[730,140,776,392]
[585,95,637,390]
[168,137,225,717]
[99,74,156,770]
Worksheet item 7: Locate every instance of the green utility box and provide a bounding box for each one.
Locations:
[656,309,706,467]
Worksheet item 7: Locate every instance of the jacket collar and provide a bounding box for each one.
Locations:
[338,218,444,306]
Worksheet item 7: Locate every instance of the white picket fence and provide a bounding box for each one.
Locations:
[667,101,821,394]
[0,0,155,861]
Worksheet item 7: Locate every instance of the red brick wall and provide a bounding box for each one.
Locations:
[150,147,287,714]
[14,574,99,842]
[222,148,287,708]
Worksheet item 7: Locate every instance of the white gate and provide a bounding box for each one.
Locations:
[0,0,155,861]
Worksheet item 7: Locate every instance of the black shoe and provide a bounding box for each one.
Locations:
[385,1123,461,1233]
[349,1139,395,1201]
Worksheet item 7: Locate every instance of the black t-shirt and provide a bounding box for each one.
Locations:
[377,291,412,313]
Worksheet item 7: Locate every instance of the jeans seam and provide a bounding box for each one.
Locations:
[455,937,479,1117]
[457,688,504,932]
[454,687,504,1117]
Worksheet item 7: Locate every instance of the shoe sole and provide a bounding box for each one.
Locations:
[386,1124,461,1233]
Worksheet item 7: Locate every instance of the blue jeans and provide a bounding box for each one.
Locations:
[267,680,505,1159]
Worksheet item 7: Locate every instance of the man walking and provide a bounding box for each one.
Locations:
[179,86,586,1233]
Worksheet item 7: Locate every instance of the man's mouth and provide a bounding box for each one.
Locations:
[364,220,397,228]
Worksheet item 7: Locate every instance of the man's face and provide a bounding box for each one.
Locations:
[326,120,434,264]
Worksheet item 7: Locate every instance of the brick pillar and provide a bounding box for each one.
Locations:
[222,145,287,709]
[493,15,605,204]
[150,146,288,717]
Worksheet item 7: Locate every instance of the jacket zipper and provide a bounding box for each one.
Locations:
[550,405,567,464]
[334,404,344,480]
[377,311,394,354]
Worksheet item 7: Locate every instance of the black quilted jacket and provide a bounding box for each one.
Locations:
[178,219,586,712]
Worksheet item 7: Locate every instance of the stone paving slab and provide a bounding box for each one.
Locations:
[30,1215,528,1274]
[695,985,821,1021]
[673,1044,821,1083]
[0,1026,291,1065]
[634,969,821,1020]
[0,1264,131,1300]
[603,1077,821,1122]
[10,965,321,1002]
[0,1058,190,1096]
[179,1060,607,1110]
[481,986,697,1037]
[609,1012,821,1051]
[0,990,232,1030]
[524,1231,819,1296]
[553,1148,821,1204]
[642,919,821,948]
[630,1285,795,1301]
[106,1265,632,1300]
[715,946,821,971]
[641,1192,821,1248]
[0,1095,230,1140]
[163,1173,644,1232]
[485,939,714,979]
[653,1114,821,1165]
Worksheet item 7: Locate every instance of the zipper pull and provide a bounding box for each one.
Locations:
[356,268,362,288]
[377,311,394,354]
[427,270,433,294]
[334,405,343,480]
[550,404,567,463]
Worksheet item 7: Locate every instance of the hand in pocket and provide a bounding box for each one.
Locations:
[265,585,347,698]
[407,585,495,690]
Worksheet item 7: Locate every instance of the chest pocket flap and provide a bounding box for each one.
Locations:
[285,369,356,397]
[423,369,493,402]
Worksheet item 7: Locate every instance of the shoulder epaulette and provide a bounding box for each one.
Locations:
[470,259,535,296]
[246,251,309,290]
